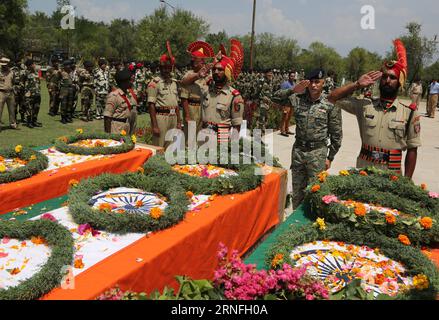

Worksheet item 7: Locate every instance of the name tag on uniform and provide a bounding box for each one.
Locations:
[170,108,176,115]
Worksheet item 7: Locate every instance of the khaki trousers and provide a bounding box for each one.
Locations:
[0,91,16,128]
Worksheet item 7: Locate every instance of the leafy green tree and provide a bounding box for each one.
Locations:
[296,42,344,77]
[0,0,28,59]
[345,47,382,81]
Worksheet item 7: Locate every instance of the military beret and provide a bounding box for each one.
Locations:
[83,61,94,68]
[115,69,132,83]
[306,68,326,80]
[25,59,34,67]
[98,58,107,66]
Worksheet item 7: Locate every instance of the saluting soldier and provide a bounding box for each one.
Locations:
[329,39,420,178]
[199,39,245,144]
[79,61,95,122]
[147,43,182,149]
[21,59,42,128]
[180,41,215,147]
[275,69,343,209]
[104,69,138,136]
[0,57,17,131]
[46,57,61,117]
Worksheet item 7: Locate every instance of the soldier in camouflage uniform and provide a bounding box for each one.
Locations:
[21,59,42,128]
[59,60,75,124]
[70,60,80,117]
[46,58,61,117]
[275,69,343,209]
[79,61,95,122]
[257,69,275,132]
[133,63,146,114]
[94,59,110,120]
[11,62,24,124]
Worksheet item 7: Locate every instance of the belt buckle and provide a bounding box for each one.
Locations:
[169,108,176,115]
[371,151,381,161]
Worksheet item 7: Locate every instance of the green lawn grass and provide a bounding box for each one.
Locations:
[0,80,152,148]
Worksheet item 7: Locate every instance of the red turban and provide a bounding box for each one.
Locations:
[214,39,244,82]
[382,39,408,88]
[187,41,215,59]
[160,41,175,67]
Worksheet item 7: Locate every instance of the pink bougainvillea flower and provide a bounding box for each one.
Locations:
[41,214,57,222]
[322,195,339,205]
[429,192,439,199]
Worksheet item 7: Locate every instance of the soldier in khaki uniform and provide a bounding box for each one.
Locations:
[409,79,423,108]
[199,40,245,144]
[329,39,420,178]
[180,41,215,147]
[0,57,17,131]
[147,45,182,149]
[104,69,138,135]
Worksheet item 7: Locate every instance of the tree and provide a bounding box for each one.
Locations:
[296,42,344,77]
[345,47,382,81]
[0,0,28,59]
[108,19,137,61]
[205,31,229,53]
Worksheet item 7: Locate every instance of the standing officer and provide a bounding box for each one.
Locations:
[94,58,110,120]
[104,69,138,136]
[180,41,215,147]
[59,59,75,124]
[46,57,61,117]
[329,40,420,178]
[21,59,42,128]
[0,57,17,131]
[275,69,343,209]
[147,43,182,149]
[79,61,95,122]
[257,69,275,133]
[199,40,245,144]
[12,61,26,124]
[409,78,423,108]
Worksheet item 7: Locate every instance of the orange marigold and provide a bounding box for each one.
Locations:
[421,184,427,190]
[136,167,145,174]
[150,207,163,219]
[398,235,411,246]
[318,171,329,183]
[120,130,127,136]
[31,236,46,245]
[74,258,85,269]
[359,171,368,176]
[186,191,194,199]
[311,185,321,193]
[390,175,399,182]
[98,203,113,212]
[271,254,284,268]
[68,179,79,187]
[9,268,21,275]
[385,213,397,225]
[420,217,433,230]
[374,274,386,285]
[354,203,367,217]
[136,200,144,208]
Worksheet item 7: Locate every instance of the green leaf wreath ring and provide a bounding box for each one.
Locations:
[0,220,74,300]
[54,131,135,156]
[266,223,439,300]
[68,172,189,234]
[0,146,48,184]
[305,167,439,246]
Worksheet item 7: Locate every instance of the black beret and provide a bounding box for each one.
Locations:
[306,69,326,80]
[25,59,34,67]
[83,61,94,68]
[115,69,132,83]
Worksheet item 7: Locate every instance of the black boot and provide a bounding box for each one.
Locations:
[26,117,34,128]
[61,117,68,124]
[33,118,43,127]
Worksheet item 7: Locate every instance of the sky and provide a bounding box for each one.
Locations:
[28,0,439,57]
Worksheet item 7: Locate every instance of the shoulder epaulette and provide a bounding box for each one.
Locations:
[232,89,240,96]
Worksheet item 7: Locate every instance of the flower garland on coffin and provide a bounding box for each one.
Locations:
[305,168,439,246]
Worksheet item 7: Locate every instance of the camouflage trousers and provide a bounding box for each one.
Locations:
[257,103,270,130]
[23,95,41,122]
[96,94,107,118]
[49,90,60,115]
[80,87,94,120]
[291,146,328,209]
[60,88,75,118]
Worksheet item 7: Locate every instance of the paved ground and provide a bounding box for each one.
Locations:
[262,98,439,215]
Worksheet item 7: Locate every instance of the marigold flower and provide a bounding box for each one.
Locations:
[68,179,79,188]
[136,200,144,208]
[0,156,4,162]
[131,135,137,144]
[359,171,368,176]
[120,130,127,136]
[31,236,46,245]
[318,171,329,183]
[385,212,396,225]
[98,203,113,212]
[150,207,163,219]
[136,167,145,174]
[186,191,194,199]
[374,274,385,285]
[339,170,350,176]
[313,218,327,231]
[15,145,23,153]
[390,175,399,182]
[0,164,6,173]
[271,254,284,268]
[9,268,21,275]
[74,258,85,269]
[117,209,126,214]
[413,274,429,290]
[354,203,367,217]
[76,128,84,135]
[420,184,427,190]
[94,140,105,147]
[59,136,68,143]
[29,155,37,161]
[311,185,321,193]
[420,217,433,230]
[398,235,411,246]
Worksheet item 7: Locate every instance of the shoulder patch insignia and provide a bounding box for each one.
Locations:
[148,82,157,89]
[408,103,417,111]
[232,89,240,96]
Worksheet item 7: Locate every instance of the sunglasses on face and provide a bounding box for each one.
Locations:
[382,74,398,80]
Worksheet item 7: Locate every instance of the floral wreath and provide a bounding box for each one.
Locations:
[54,130,135,156]
[0,146,48,184]
[305,167,439,246]
[266,223,439,300]
[0,220,74,300]
[68,172,189,234]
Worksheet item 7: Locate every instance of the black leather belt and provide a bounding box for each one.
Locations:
[111,117,128,123]
[188,99,201,105]
[295,140,328,150]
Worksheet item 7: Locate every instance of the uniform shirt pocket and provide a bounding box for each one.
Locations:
[364,114,378,136]
[216,103,230,120]
[388,121,406,139]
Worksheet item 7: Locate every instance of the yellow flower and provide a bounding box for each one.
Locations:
[98,203,113,212]
[120,130,127,136]
[68,179,79,188]
[131,135,137,144]
[74,258,85,269]
[313,218,326,231]
[76,128,84,134]
[136,167,145,174]
[30,155,37,161]
[413,274,429,290]
[0,164,6,173]
[271,254,284,268]
[339,170,350,176]
[150,207,163,220]
[15,145,23,153]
